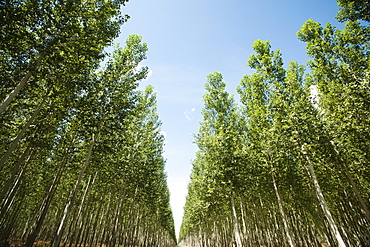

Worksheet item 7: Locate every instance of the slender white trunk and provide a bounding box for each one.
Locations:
[66,173,93,244]
[0,150,33,221]
[271,172,295,247]
[25,157,67,247]
[240,195,248,236]
[230,190,242,247]
[110,195,124,247]
[331,141,370,221]
[0,145,32,205]
[98,195,111,246]
[0,89,49,171]
[51,134,96,247]
[304,153,346,247]
[0,54,45,114]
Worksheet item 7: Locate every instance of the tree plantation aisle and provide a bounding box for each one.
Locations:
[1,0,370,247]
[178,1,370,247]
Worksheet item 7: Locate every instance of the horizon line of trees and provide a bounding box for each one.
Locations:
[179,1,369,246]
[1,0,176,246]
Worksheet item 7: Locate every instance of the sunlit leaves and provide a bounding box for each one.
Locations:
[181,2,370,245]
[0,4,176,243]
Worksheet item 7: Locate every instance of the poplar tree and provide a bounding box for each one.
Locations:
[0,22,176,245]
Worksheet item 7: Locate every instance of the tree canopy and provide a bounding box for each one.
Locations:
[180,1,369,246]
[0,1,176,246]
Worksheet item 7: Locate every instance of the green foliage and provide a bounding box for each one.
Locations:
[336,0,370,22]
[180,1,370,246]
[0,1,176,244]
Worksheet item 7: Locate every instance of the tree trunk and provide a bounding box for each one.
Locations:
[51,134,96,247]
[25,156,67,247]
[97,195,111,247]
[109,196,124,247]
[304,153,347,247]
[0,149,33,222]
[271,172,295,247]
[0,53,45,114]
[239,195,248,236]
[0,88,50,171]
[0,145,32,206]
[331,141,370,221]
[67,173,95,246]
[89,201,103,247]
[230,189,242,247]
[0,189,26,242]
[71,159,95,246]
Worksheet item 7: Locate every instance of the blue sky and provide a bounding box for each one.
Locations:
[115,0,341,236]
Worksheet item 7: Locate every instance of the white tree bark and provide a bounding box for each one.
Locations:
[51,134,96,247]
[0,54,45,114]
[0,89,50,171]
[304,153,347,247]
[230,190,242,247]
[271,172,295,247]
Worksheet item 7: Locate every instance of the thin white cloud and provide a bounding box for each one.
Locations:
[184,108,196,121]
